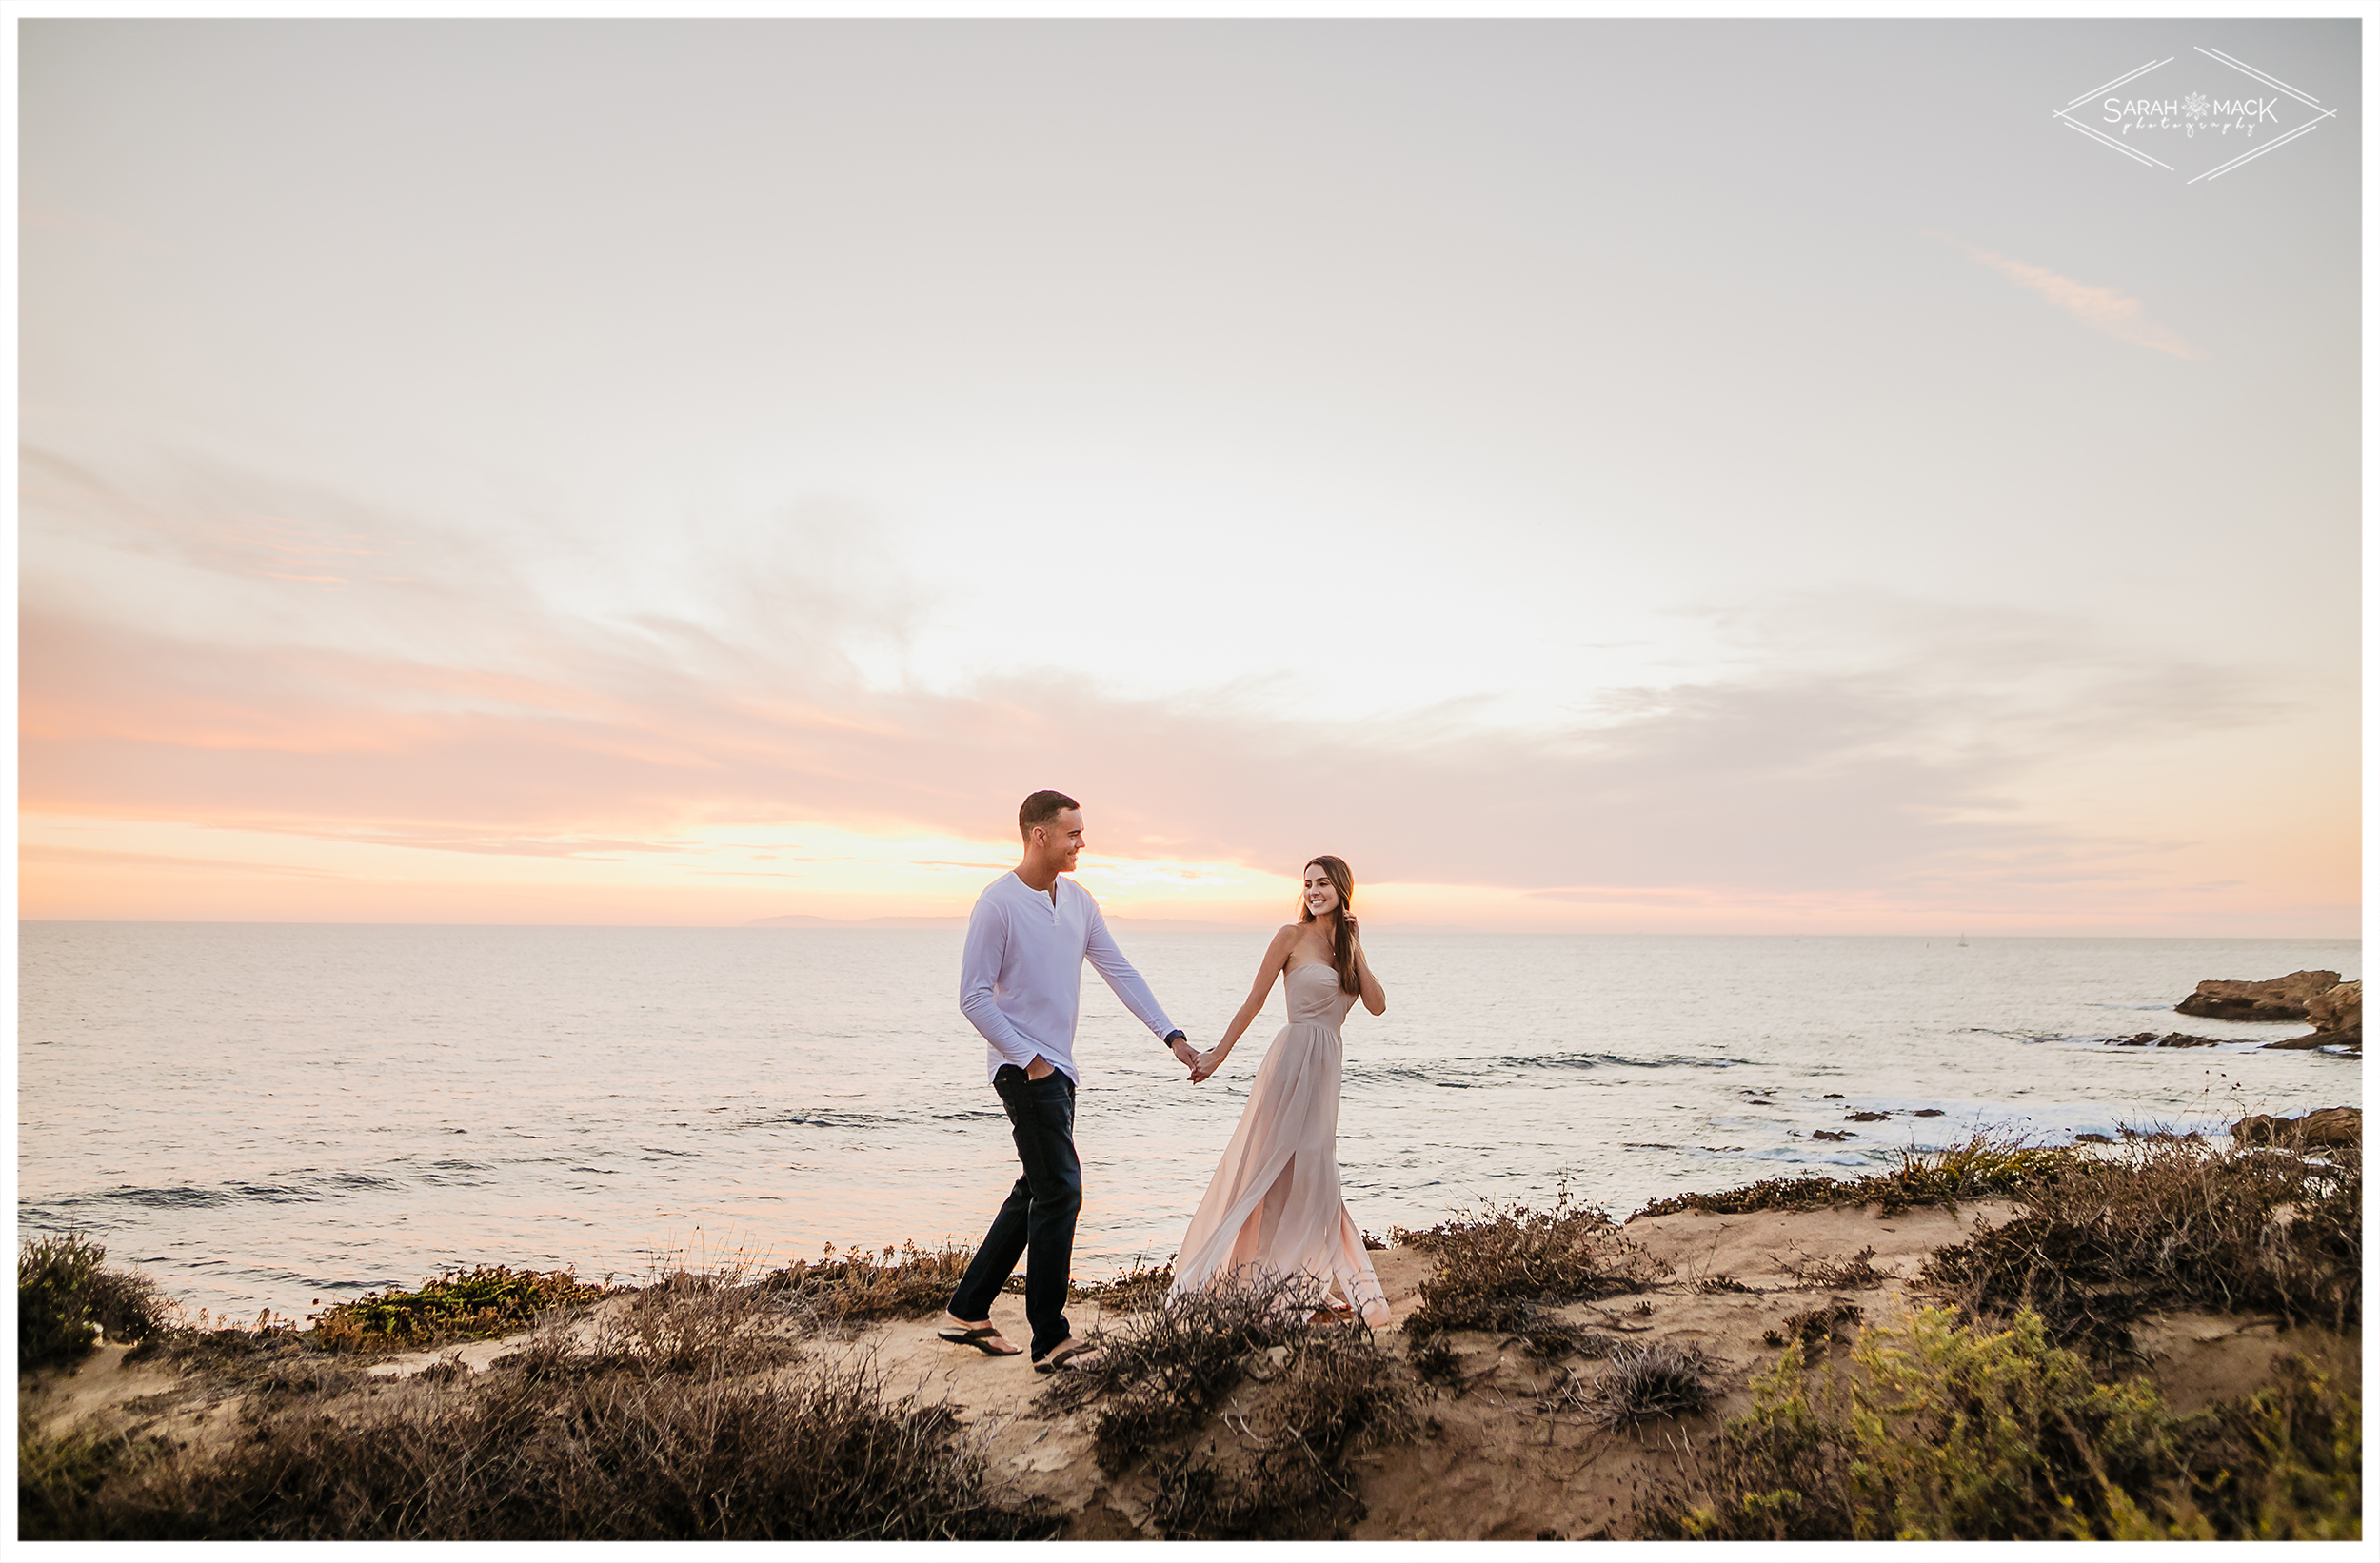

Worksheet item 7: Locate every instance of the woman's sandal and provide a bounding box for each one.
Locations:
[1033,1339,1103,1375]
[937,1324,1022,1356]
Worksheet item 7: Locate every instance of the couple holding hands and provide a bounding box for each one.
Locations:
[937,790,1391,1372]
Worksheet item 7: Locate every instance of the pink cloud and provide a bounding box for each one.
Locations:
[1934,233,2205,359]
[17,443,2339,924]
[18,843,350,880]
[16,590,2279,908]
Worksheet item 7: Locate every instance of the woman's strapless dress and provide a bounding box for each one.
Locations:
[1168,961,1390,1327]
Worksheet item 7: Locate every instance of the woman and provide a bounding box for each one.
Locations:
[1170,856,1391,1326]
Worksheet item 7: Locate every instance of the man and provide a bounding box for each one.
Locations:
[938,789,1199,1371]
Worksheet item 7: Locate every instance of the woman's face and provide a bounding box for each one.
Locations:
[1302,865,1341,918]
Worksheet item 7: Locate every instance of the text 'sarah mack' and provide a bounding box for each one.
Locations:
[2106,96,2279,124]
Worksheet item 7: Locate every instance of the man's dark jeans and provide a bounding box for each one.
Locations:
[949,1064,1081,1360]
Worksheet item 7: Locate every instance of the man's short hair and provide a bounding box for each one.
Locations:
[1019,790,1080,838]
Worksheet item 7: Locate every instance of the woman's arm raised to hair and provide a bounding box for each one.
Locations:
[1204,926,1298,1069]
[1353,929,1386,1016]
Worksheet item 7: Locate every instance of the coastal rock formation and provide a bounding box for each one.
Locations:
[2302,980,2359,1034]
[2104,1032,2222,1049]
[2230,1106,2360,1149]
[2267,979,2362,1053]
[2174,969,2341,1022]
[2257,979,2362,1052]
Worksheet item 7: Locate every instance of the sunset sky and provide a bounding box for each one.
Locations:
[17,17,2362,933]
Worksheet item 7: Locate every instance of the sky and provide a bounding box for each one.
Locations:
[15,16,2364,933]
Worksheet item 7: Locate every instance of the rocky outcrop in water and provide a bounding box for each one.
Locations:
[2273,979,2362,1052]
[2252,979,2360,1052]
[2231,1106,2360,1148]
[2104,1032,2222,1048]
[2171,970,2359,1054]
[2174,969,2341,1021]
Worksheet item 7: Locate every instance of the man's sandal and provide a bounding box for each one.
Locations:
[937,1324,1022,1356]
[1033,1340,1103,1375]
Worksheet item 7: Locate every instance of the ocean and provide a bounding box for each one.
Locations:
[16,923,2360,1323]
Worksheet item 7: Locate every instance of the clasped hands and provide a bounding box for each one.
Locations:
[1164,1032,1226,1084]
[1182,1039,1225,1085]
[1166,1032,1218,1084]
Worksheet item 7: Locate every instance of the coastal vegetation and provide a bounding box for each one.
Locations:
[764,1239,975,1326]
[1923,1128,2359,1355]
[1392,1182,1668,1341]
[18,1232,169,1371]
[1636,1310,2360,1540]
[1067,1256,1178,1312]
[762,1239,1174,1325]
[1629,1116,2361,1540]
[19,1117,2360,1541]
[1632,1133,2083,1218]
[21,1257,1051,1541]
[312,1265,609,1350]
[1045,1273,1413,1538]
[1548,1340,1716,1427]
[1625,1121,2359,1343]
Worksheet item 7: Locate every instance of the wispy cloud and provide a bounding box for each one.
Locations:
[22,444,2311,924]
[18,843,350,880]
[1934,233,2205,359]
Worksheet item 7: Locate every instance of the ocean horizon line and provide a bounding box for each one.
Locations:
[12,918,2359,941]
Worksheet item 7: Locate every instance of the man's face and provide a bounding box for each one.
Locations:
[1038,808,1086,873]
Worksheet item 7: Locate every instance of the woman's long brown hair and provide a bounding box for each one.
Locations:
[1298,856,1360,994]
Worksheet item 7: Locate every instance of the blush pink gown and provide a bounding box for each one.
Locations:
[1168,960,1391,1327]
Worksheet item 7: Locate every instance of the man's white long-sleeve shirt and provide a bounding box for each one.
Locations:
[959,871,1177,1086]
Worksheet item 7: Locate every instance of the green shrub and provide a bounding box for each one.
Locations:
[1835,1307,2182,1539]
[1639,1306,2361,1541]
[2159,1355,2362,1540]
[1633,1136,2081,1219]
[314,1264,607,1351]
[19,1427,175,1537]
[19,1232,169,1370]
